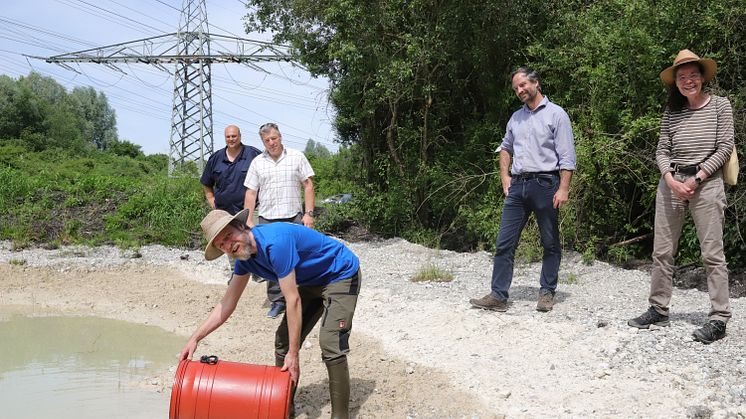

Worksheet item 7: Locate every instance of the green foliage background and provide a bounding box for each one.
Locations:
[1,1,745,273]
[246,0,746,269]
[0,74,205,250]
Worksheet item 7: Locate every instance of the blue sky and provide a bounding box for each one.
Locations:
[0,0,337,155]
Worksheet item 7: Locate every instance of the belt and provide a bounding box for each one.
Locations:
[512,171,559,180]
[670,163,699,176]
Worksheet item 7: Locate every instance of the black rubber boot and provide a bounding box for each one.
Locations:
[325,357,350,419]
[274,353,285,368]
[276,354,297,418]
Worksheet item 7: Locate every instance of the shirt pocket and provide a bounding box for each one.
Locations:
[211,169,223,187]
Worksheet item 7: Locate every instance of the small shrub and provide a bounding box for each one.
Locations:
[608,246,631,264]
[401,228,442,250]
[62,219,83,243]
[582,239,596,265]
[561,273,579,285]
[315,203,359,235]
[410,264,454,283]
[8,258,26,266]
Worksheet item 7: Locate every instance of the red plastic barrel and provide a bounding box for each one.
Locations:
[170,355,292,419]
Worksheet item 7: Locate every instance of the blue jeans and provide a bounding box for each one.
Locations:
[490,174,561,301]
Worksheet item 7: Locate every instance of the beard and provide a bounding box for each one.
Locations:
[232,244,253,261]
[519,90,536,104]
[229,232,253,261]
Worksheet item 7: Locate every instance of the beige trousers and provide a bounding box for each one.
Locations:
[649,172,731,322]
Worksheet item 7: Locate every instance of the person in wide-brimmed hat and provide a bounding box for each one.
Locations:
[179,209,361,418]
[628,49,734,345]
[658,49,717,86]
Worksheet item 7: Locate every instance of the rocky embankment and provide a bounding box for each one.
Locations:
[1,239,744,418]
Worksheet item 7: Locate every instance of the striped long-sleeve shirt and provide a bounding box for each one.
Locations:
[656,94,734,177]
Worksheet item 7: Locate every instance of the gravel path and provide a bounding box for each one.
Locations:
[2,238,745,418]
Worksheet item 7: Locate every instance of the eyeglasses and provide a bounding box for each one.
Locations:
[676,73,701,83]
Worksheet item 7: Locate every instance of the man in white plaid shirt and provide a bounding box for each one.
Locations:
[244,122,317,318]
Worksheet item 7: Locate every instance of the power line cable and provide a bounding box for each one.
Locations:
[0,32,70,52]
[53,0,161,36]
[0,16,97,48]
[79,66,126,87]
[125,62,173,88]
[3,3,338,151]
[106,0,176,30]
[152,0,180,12]
[219,62,326,101]
[72,0,166,34]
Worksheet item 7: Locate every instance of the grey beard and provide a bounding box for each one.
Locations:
[232,230,253,261]
[233,247,253,261]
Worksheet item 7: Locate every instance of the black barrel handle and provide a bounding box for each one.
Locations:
[200,355,219,364]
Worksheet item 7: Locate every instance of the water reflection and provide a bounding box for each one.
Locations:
[0,315,183,419]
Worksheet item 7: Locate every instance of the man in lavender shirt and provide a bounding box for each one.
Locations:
[470,67,576,313]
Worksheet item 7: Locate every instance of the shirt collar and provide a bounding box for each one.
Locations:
[523,96,549,113]
[262,147,287,162]
[222,144,244,163]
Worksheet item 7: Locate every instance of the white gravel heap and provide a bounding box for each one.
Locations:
[2,238,744,418]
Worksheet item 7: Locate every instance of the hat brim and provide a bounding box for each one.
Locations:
[660,58,717,86]
[204,209,249,261]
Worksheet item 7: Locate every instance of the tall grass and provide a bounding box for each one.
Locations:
[0,147,207,249]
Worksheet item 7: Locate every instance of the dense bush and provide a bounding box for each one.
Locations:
[247,0,746,270]
[2,2,745,275]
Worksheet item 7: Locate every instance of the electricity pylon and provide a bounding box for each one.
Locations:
[32,0,292,175]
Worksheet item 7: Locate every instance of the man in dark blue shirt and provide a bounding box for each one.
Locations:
[200,125,261,215]
[200,125,261,281]
[180,209,361,419]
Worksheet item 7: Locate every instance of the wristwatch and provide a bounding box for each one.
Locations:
[304,210,315,217]
[694,176,703,185]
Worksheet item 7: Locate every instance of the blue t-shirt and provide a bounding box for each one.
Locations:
[234,223,360,286]
[200,144,262,215]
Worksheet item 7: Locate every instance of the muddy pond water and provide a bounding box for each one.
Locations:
[0,313,183,418]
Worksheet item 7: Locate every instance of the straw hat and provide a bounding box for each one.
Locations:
[659,49,717,86]
[200,209,249,260]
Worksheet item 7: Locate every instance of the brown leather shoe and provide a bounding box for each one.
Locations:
[536,292,554,312]
[469,294,509,311]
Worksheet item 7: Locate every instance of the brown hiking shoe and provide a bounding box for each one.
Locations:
[469,294,509,312]
[536,292,554,312]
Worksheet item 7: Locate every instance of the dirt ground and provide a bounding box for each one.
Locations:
[1,263,493,418]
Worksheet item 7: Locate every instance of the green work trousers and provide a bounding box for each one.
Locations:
[274,271,361,362]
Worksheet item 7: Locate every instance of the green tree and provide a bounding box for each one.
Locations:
[107,138,144,158]
[304,139,331,158]
[246,0,556,235]
[69,86,118,150]
[245,1,746,268]
[0,73,120,154]
[524,0,746,262]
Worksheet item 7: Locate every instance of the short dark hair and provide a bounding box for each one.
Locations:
[511,67,540,85]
